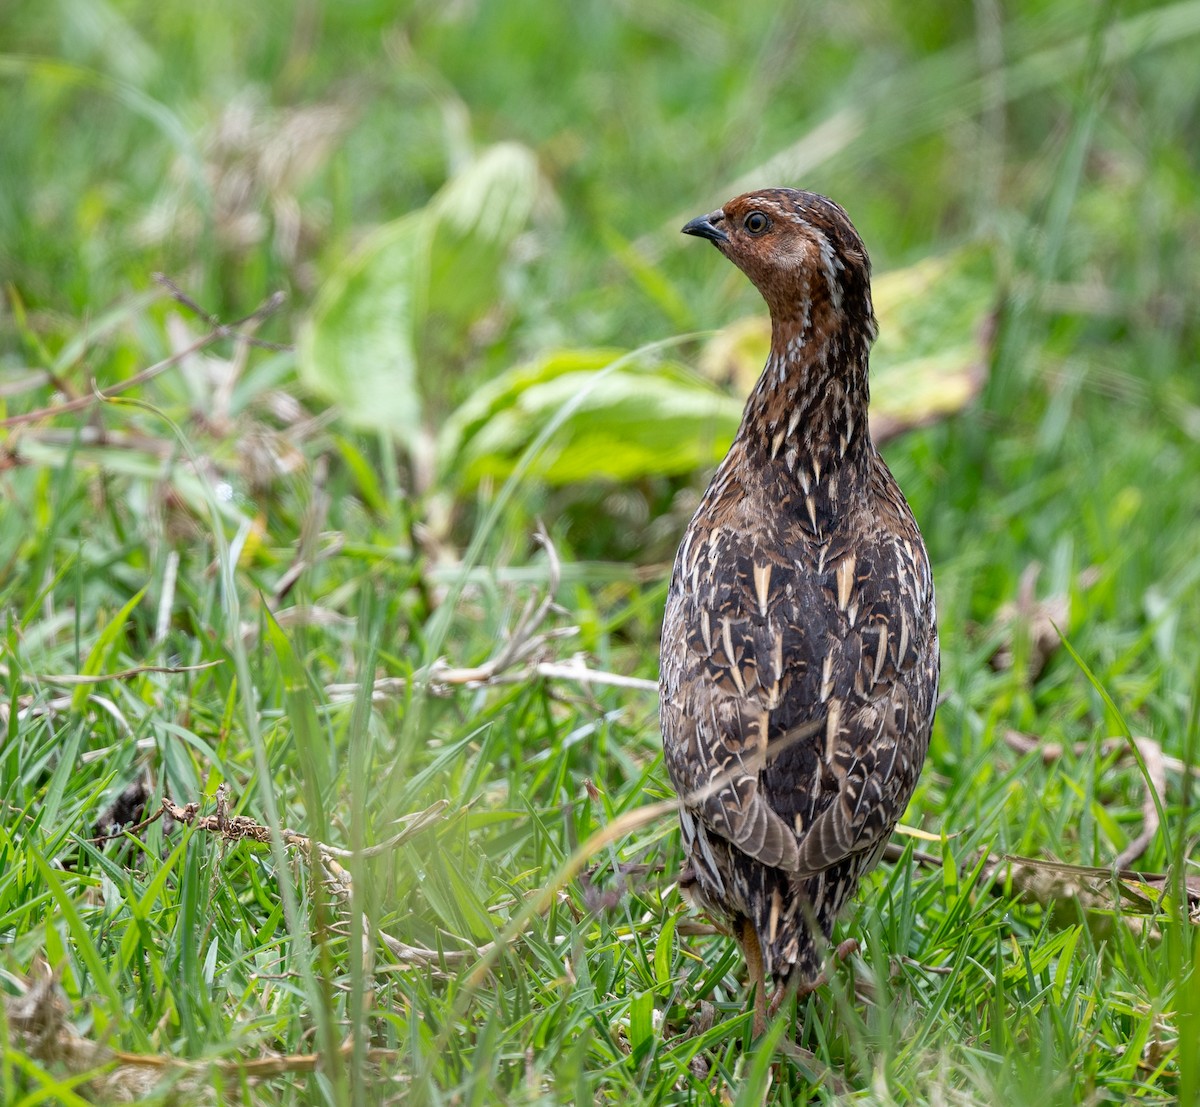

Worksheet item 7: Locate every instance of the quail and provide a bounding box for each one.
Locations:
[659,188,939,1033]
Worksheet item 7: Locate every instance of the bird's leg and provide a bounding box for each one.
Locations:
[766,980,793,1022]
[739,918,767,1036]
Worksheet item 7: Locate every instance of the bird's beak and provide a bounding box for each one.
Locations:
[681,210,728,244]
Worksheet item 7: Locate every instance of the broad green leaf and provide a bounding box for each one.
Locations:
[297,212,425,440]
[298,142,540,441]
[425,141,539,327]
[437,347,622,467]
[436,349,742,488]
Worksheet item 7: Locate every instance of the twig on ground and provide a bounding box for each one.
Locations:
[1005,727,1196,779]
[531,661,658,692]
[326,655,656,701]
[985,853,1200,936]
[325,528,656,701]
[113,1041,406,1078]
[160,793,485,966]
[161,794,444,864]
[885,819,1200,936]
[376,935,490,969]
[20,660,223,686]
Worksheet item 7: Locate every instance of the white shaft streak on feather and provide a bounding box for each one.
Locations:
[721,617,747,696]
[873,621,889,686]
[753,561,772,618]
[835,554,856,611]
[679,531,692,574]
[769,634,783,707]
[824,699,842,762]
[684,715,825,812]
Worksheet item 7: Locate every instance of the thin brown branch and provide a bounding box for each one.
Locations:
[0,330,221,430]
[1115,738,1167,869]
[883,829,1199,934]
[531,661,658,692]
[1004,728,1176,868]
[323,530,662,702]
[161,795,446,863]
[0,288,287,430]
[1004,727,1197,778]
[1,967,390,1101]
[84,805,165,845]
[110,1039,402,1078]
[154,274,291,351]
[162,793,469,964]
[377,935,486,968]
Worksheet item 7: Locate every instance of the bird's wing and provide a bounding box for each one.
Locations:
[661,521,936,877]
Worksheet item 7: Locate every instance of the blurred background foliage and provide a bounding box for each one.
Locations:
[2,0,1200,1102]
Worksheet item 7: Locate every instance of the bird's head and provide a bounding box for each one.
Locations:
[682,188,875,341]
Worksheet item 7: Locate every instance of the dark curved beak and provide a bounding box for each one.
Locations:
[681,210,728,244]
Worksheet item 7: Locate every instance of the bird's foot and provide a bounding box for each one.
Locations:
[759,940,862,1030]
[794,938,860,999]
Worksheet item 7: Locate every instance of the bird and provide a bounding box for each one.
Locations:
[659,188,939,1034]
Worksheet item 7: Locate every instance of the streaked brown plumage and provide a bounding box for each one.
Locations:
[660,188,939,1030]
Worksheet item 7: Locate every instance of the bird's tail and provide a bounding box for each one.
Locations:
[752,857,862,984]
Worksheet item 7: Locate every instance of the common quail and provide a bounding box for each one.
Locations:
[659,188,939,1033]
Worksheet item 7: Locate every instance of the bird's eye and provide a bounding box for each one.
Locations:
[744,211,770,235]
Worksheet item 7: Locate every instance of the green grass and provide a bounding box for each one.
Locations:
[2,0,1200,1103]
